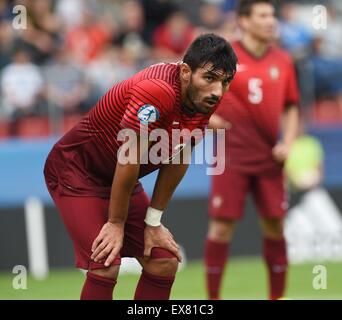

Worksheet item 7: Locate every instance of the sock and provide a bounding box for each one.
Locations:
[204,238,229,300]
[263,237,288,300]
[80,271,116,300]
[134,270,175,300]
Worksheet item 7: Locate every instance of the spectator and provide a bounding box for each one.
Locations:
[0,20,14,69]
[198,1,225,32]
[278,2,315,109]
[86,46,138,97]
[55,0,85,31]
[0,0,12,21]
[0,47,44,121]
[219,12,238,42]
[43,47,91,115]
[140,0,177,45]
[221,0,239,13]
[312,5,342,100]
[64,8,112,65]
[29,0,62,40]
[197,1,238,41]
[114,0,149,50]
[153,10,196,60]
[12,18,56,65]
[278,2,313,60]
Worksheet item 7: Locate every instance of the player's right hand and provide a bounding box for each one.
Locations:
[144,224,182,262]
[91,222,124,267]
[272,142,290,163]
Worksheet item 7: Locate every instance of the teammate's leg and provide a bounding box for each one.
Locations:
[260,217,287,300]
[253,174,288,300]
[205,218,236,300]
[205,169,250,299]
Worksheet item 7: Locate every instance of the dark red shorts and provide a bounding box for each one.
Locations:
[209,168,288,220]
[47,182,150,270]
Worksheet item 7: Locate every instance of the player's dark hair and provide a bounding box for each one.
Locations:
[237,0,273,16]
[183,33,237,79]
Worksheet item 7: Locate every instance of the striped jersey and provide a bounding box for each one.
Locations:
[44,62,210,197]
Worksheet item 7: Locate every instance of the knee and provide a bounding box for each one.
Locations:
[146,248,179,277]
[208,218,235,242]
[90,265,119,281]
[149,258,179,277]
[261,219,284,239]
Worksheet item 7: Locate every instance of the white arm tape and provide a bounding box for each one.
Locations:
[144,207,163,227]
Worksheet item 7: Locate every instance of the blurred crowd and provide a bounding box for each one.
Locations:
[0,0,341,138]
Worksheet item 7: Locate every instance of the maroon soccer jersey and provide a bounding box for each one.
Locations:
[44,63,210,198]
[215,41,299,174]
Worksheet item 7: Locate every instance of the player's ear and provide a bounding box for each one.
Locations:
[180,63,192,82]
[238,16,249,31]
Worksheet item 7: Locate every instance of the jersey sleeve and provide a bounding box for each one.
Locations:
[120,79,176,134]
[285,57,300,107]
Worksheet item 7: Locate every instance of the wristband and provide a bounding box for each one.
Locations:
[144,207,163,227]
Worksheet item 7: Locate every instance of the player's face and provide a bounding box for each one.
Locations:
[186,64,232,114]
[241,3,276,42]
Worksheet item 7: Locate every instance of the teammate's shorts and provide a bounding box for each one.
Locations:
[46,180,165,271]
[209,168,287,220]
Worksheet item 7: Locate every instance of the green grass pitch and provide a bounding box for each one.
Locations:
[1,257,341,300]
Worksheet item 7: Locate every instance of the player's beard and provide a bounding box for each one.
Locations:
[185,79,210,115]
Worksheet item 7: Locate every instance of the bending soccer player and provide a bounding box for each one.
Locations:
[204,1,300,300]
[44,33,237,300]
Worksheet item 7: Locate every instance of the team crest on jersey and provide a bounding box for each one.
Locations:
[138,104,160,124]
[270,66,280,80]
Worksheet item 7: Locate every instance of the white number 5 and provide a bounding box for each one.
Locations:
[248,78,263,104]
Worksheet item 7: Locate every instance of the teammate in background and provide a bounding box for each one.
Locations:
[204,0,300,300]
[44,34,237,300]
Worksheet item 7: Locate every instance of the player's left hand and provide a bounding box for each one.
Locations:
[144,225,182,262]
[272,143,291,163]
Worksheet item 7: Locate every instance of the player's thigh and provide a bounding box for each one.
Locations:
[50,189,121,269]
[252,173,288,220]
[209,168,251,220]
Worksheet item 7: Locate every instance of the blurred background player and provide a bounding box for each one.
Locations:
[204,0,300,300]
[44,34,237,300]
